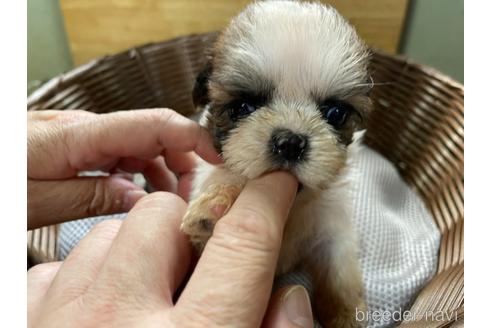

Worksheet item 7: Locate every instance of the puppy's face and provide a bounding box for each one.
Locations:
[195,1,372,191]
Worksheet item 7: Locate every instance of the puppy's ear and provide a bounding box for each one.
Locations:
[192,60,213,109]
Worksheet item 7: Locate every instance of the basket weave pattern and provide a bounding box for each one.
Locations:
[27,33,464,327]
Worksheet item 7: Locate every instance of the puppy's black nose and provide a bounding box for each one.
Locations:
[271,129,309,162]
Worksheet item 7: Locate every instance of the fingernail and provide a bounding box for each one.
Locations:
[282,285,313,328]
[123,190,147,211]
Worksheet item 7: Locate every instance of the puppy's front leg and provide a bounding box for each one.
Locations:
[181,162,245,252]
[306,236,366,328]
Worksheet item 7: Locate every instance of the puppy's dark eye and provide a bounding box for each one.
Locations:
[320,101,353,128]
[228,102,257,121]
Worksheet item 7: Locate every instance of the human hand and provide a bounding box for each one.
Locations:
[27,109,220,230]
[27,171,313,328]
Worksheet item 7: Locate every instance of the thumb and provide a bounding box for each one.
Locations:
[263,285,314,328]
[28,175,147,229]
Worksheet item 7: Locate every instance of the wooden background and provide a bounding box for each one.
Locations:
[60,0,409,66]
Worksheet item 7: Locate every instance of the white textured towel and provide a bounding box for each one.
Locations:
[58,145,440,328]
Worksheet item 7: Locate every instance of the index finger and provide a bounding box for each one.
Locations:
[176,171,298,327]
[28,108,221,179]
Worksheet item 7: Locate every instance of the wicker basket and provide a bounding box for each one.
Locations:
[27,32,464,327]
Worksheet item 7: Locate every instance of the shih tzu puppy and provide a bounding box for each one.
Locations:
[181,1,372,327]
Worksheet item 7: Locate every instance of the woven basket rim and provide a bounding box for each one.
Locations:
[371,51,463,90]
[28,32,219,107]
[28,32,463,107]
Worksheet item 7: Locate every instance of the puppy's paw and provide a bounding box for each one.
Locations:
[316,296,367,328]
[333,301,367,328]
[181,184,241,252]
